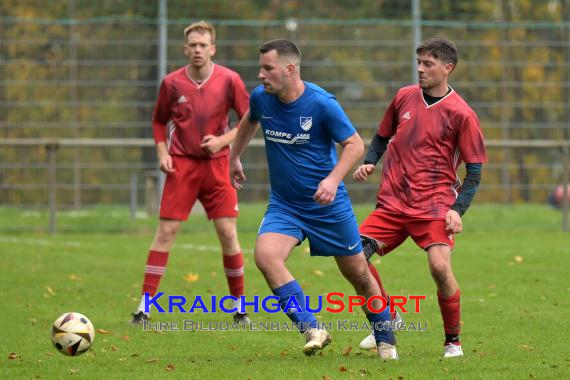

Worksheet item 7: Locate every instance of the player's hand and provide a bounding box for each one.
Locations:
[230,157,246,190]
[200,134,225,155]
[158,153,175,173]
[445,209,463,234]
[353,164,375,181]
[313,177,339,205]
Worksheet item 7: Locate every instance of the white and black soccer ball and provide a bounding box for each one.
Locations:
[51,312,95,356]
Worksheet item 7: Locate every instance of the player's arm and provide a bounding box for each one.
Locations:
[200,128,239,155]
[152,81,174,173]
[313,132,364,206]
[445,163,483,233]
[353,134,390,181]
[201,74,250,155]
[229,110,260,190]
[353,95,397,182]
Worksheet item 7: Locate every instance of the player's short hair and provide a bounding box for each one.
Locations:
[184,20,216,44]
[259,39,301,66]
[416,37,458,65]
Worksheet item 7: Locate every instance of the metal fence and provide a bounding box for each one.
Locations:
[0,138,568,233]
[1,13,570,231]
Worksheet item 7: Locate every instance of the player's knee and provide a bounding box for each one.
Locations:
[340,264,369,288]
[253,250,275,273]
[429,261,452,282]
[217,227,238,246]
[156,224,179,245]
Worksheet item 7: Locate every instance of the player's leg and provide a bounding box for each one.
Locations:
[335,253,398,360]
[256,231,328,355]
[427,244,463,358]
[212,217,249,323]
[358,211,407,349]
[201,156,248,322]
[409,218,462,357]
[131,156,198,324]
[360,210,406,300]
[131,219,182,324]
[305,212,397,359]
[255,232,317,327]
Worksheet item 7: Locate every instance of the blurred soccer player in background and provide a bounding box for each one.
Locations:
[353,37,487,358]
[230,39,397,360]
[130,21,251,325]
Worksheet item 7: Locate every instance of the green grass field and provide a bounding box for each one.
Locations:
[1,204,568,379]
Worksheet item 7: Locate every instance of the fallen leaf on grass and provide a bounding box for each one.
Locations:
[69,274,83,281]
[359,369,369,376]
[514,256,524,263]
[146,358,159,363]
[165,364,175,371]
[342,346,352,356]
[323,376,332,380]
[312,269,325,277]
[96,329,112,334]
[7,353,17,360]
[121,335,130,341]
[46,286,55,295]
[339,366,348,372]
[280,351,287,358]
[183,273,200,282]
[111,345,118,352]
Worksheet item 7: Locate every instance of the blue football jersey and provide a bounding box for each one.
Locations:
[249,82,357,214]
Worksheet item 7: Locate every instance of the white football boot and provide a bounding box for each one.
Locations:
[377,341,399,360]
[303,328,332,356]
[359,311,403,350]
[443,343,464,358]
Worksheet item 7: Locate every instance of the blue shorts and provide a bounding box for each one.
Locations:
[258,203,362,256]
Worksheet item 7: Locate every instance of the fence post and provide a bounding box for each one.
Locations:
[562,145,569,232]
[145,171,159,215]
[130,173,138,219]
[46,142,59,235]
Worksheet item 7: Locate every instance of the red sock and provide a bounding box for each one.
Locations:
[438,289,461,340]
[368,263,396,320]
[142,250,169,296]
[223,252,244,298]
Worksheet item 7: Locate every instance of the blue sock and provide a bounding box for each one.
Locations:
[366,309,396,345]
[272,280,317,333]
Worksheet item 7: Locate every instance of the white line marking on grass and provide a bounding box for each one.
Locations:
[0,236,81,247]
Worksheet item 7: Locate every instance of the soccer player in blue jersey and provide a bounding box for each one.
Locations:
[229,39,397,359]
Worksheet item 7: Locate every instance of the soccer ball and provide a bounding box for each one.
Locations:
[50,312,95,356]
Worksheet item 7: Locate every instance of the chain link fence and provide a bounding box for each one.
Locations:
[1,13,569,231]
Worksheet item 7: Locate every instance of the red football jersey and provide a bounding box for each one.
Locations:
[376,85,487,219]
[152,63,249,159]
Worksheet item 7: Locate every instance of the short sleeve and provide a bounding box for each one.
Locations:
[378,96,398,139]
[323,98,357,143]
[457,112,487,163]
[231,73,249,120]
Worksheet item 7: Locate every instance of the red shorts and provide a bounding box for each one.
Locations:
[159,155,238,221]
[359,209,454,255]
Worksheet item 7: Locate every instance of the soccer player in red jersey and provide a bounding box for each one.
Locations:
[353,37,487,358]
[130,21,251,325]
